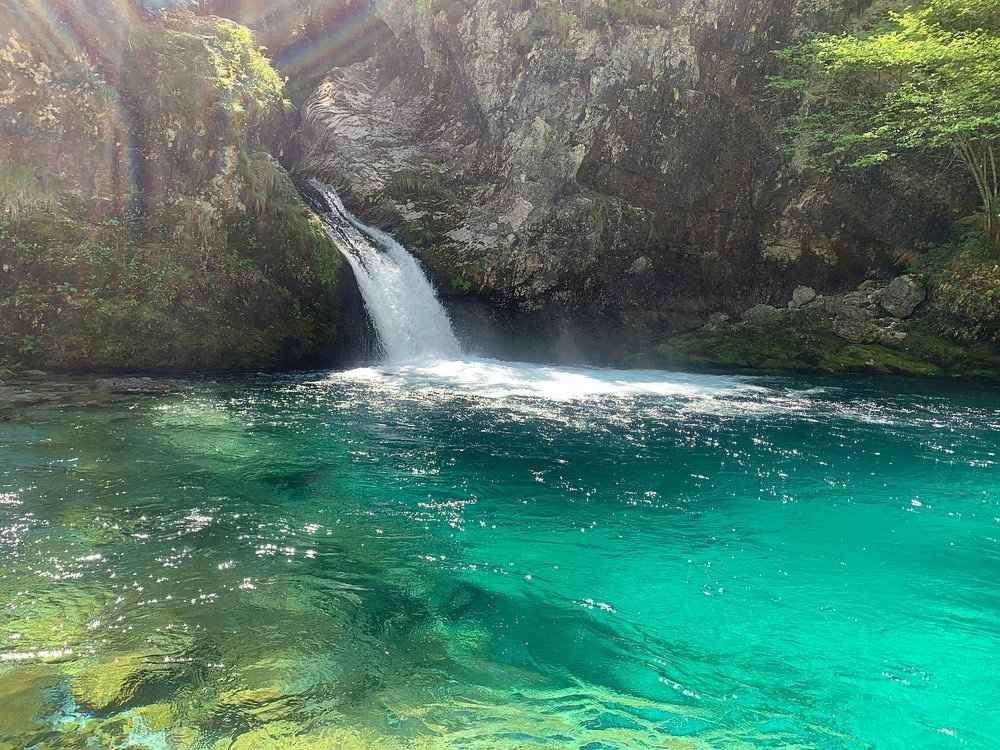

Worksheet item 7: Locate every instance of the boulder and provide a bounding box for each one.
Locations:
[742,304,783,325]
[701,312,732,332]
[832,308,874,344]
[789,286,817,309]
[881,275,926,318]
[94,378,176,395]
[627,256,654,276]
[841,290,871,309]
[877,328,908,346]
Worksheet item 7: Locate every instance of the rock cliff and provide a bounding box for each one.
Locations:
[0,0,350,371]
[284,0,972,350]
[2,0,996,375]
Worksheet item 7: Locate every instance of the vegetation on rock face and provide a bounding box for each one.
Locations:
[659,310,1000,378]
[774,0,1000,247]
[917,230,1000,342]
[0,4,346,371]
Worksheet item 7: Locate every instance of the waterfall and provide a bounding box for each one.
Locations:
[309,180,462,364]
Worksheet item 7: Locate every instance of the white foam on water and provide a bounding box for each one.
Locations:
[305,181,779,412]
[318,356,760,403]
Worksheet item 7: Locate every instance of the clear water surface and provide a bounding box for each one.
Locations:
[1,360,998,749]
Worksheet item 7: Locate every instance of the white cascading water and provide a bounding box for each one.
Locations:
[309,180,758,404]
[310,180,462,363]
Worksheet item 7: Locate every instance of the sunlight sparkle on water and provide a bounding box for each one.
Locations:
[0,365,998,749]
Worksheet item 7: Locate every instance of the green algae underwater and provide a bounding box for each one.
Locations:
[1,362,998,749]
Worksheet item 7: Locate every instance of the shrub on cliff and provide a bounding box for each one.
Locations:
[773,0,1000,248]
[930,233,1000,340]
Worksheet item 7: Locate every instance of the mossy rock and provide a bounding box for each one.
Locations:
[659,313,1000,379]
[39,703,192,750]
[66,652,162,712]
[225,721,384,750]
[130,701,176,732]
[0,666,61,745]
[0,161,347,371]
[216,686,298,723]
[0,10,348,372]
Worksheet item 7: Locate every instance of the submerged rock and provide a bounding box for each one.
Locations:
[0,667,59,744]
[94,378,177,396]
[0,386,62,408]
[227,721,383,750]
[216,687,295,723]
[67,653,160,711]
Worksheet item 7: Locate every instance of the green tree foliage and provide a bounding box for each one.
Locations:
[773,0,1000,247]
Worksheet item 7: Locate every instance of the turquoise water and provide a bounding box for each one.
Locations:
[1,361,998,749]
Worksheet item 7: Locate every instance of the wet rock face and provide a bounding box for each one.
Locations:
[299,0,788,319]
[293,0,963,336]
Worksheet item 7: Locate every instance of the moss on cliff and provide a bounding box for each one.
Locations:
[920,233,1000,343]
[372,171,490,297]
[0,160,345,371]
[0,7,346,371]
[604,0,674,28]
[658,315,1000,379]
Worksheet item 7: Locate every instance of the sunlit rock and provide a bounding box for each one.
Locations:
[0,5,348,371]
[66,653,162,711]
[0,666,60,745]
[226,721,383,750]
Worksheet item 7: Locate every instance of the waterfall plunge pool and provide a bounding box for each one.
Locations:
[3,184,998,748]
[1,361,998,749]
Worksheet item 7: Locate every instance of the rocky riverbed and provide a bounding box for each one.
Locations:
[659,274,1000,377]
[0,375,191,417]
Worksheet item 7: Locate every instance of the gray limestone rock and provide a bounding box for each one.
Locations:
[94,378,177,395]
[743,304,783,325]
[881,275,926,319]
[789,286,817,309]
